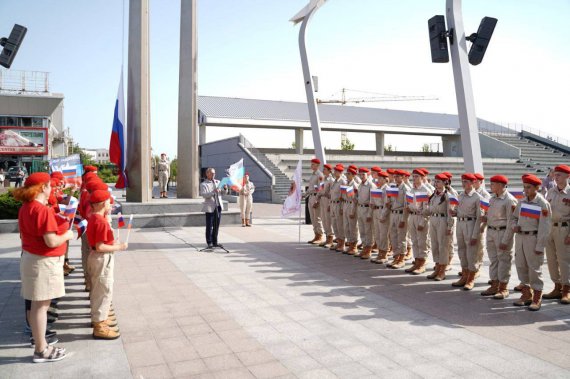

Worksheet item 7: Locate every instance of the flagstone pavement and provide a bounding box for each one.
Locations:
[1,203,569,378]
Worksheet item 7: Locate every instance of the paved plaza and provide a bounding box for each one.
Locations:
[1,204,569,378]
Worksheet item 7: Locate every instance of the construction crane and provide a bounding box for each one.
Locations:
[316,88,439,105]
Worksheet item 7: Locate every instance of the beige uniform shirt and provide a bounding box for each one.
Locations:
[511,193,552,252]
[357,177,374,217]
[387,182,410,223]
[546,184,570,230]
[407,183,433,228]
[317,174,334,201]
[343,178,358,216]
[428,191,455,231]
[308,169,324,195]
[240,181,255,196]
[330,175,347,202]
[486,190,517,245]
[157,159,170,175]
[457,189,482,239]
[370,183,388,213]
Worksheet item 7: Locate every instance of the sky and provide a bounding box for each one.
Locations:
[1,0,569,156]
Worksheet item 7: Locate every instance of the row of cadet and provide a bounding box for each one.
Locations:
[14,166,127,363]
[305,158,570,312]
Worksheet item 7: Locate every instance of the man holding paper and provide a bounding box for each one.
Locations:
[200,168,222,249]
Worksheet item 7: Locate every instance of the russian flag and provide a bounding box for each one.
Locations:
[118,213,125,228]
[415,192,429,203]
[62,168,76,177]
[313,184,320,192]
[509,188,524,200]
[64,197,78,220]
[109,70,128,189]
[448,195,459,206]
[406,193,414,204]
[75,218,88,239]
[371,189,383,198]
[346,186,355,197]
[340,185,348,194]
[319,182,325,191]
[387,188,399,198]
[520,203,541,219]
[480,199,490,211]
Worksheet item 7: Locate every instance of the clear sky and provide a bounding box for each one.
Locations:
[1,0,568,156]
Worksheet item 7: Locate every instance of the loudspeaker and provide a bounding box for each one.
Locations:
[468,17,497,66]
[0,24,27,69]
[428,15,449,63]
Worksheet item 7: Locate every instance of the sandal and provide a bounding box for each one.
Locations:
[33,345,67,363]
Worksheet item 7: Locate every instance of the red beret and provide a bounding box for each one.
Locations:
[84,172,98,181]
[347,164,356,170]
[461,173,477,181]
[24,172,50,187]
[334,164,344,172]
[442,171,453,178]
[474,173,485,180]
[371,166,382,173]
[435,173,448,181]
[86,179,105,192]
[386,168,396,175]
[50,171,64,180]
[490,175,508,184]
[378,171,389,178]
[311,158,321,164]
[412,169,426,177]
[348,167,358,175]
[554,165,570,174]
[50,178,60,187]
[522,174,542,186]
[323,163,332,170]
[84,165,98,173]
[90,189,111,204]
[358,167,370,173]
[420,168,429,175]
[245,172,249,176]
[401,170,411,177]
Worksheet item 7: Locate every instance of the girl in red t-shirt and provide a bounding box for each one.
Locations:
[14,172,73,363]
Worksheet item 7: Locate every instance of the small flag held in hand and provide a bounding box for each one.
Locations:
[118,213,125,228]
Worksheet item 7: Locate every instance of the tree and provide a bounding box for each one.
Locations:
[384,144,394,152]
[421,143,433,153]
[341,137,355,151]
[70,143,95,166]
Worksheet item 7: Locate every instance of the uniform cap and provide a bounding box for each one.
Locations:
[401,170,411,177]
[490,175,508,184]
[442,171,453,178]
[323,163,333,170]
[86,179,105,192]
[474,173,485,180]
[371,166,382,173]
[348,167,357,175]
[522,174,542,186]
[358,167,370,173]
[311,158,321,164]
[334,164,344,172]
[419,168,430,175]
[378,171,389,178]
[84,165,98,173]
[50,171,64,180]
[554,165,570,174]
[90,189,111,204]
[386,168,396,175]
[434,173,448,181]
[412,169,426,177]
[24,172,50,187]
[461,173,477,181]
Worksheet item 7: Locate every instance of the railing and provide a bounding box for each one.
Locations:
[479,120,569,148]
[0,70,50,93]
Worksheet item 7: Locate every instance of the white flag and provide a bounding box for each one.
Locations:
[281,159,303,217]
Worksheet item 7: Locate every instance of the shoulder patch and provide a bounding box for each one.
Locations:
[542,209,549,217]
[511,205,516,211]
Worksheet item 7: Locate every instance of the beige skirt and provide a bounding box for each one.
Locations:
[20,250,65,301]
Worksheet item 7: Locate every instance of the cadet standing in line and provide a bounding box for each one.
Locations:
[480,175,517,299]
[451,173,482,290]
[239,172,255,227]
[307,158,325,244]
[387,170,411,269]
[356,167,374,259]
[544,165,570,304]
[441,172,457,271]
[405,169,433,275]
[330,164,347,252]
[370,168,390,263]
[317,164,335,247]
[426,173,454,281]
[157,153,170,198]
[474,173,491,278]
[511,174,552,311]
[343,167,360,255]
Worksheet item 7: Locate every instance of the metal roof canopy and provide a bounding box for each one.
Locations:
[197,96,507,137]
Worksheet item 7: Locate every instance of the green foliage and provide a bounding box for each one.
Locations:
[96,166,118,184]
[384,144,394,152]
[341,137,355,151]
[70,143,95,166]
[421,143,433,153]
[0,191,22,219]
[170,159,177,180]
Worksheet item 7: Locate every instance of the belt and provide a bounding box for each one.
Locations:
[358,204,369,208]
[520,230,538,235]
[458,217,475,221]
[409,211,422,216]
[332,200,342,204]
[488,225,507,231]
[159,169,166,172]
[431,213,446,217]
[372,205,384,210]
[553,222,569,227]
[391,210,403,214]
[311,193,318,196]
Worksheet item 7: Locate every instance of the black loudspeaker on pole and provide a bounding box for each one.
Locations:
[0,24,27,69]
[467,17,498,66]
[428,15,449,63]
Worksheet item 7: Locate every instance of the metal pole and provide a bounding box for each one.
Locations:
[177,0,200,198]
[446,0,483,174]
[298,9,326,165]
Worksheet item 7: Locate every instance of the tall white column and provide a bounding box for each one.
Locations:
[446,0,483,174]
[126,0,152,202]
[295,128,304,154]
[177,0,199,198]
[375,132,385,156]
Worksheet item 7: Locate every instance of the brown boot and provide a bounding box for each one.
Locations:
[463,271,477,291]
[560,285,570,304]
[404,247,413,261]
[434,265,447,281]
[360,246,372,259]
[241,218,246,227]
[357,243,363,250]
[93,321,121,340]
[542,283,562,300]
[427,264,440,280]
[405,259,418,273]
[312,234,325,244]
[335,240,345,252]
[474,269,481,280]
[513,286,533,306]
[330,239,339,250]
[245,219,251,227]
[347,243,358,256]
[411,258,427,275]
[307,234,318,244]
[528,290,542,311]
[91,318,119,329]
[322,235,334,248]
[391,254,406,269]
[371,242,378,253]
[452,268,468,287]
[481,280,500,296]
[386,254,399,268]
[513,283,524,292]
[493,282,509,299]
[342,242,352,254]
[372,250,388,264]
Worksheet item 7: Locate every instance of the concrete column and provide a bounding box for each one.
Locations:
[446,0,484,174]
[177,0,200,198]
[375,132,385,156]
[295,128,304,154]
[126,0,151,202]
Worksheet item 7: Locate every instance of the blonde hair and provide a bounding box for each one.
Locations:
[12,184,44,203]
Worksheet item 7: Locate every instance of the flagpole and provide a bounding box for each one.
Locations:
[298,156,302,244]
[125,214,134,244]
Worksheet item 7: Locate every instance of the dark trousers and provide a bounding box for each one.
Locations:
[205,206,222,245]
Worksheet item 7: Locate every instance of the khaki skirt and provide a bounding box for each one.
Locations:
[20,250,65,301]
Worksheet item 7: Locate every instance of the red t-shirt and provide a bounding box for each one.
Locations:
[19,201,68,257]
[87,213,114,251]
[79,190,91,219]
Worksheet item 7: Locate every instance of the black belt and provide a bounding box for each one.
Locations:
[409,211,422,216]
[431,213,446,217]
[488,226,507,231]
[520,230,538,235]
[372,205,384,210]
[311,193,318,196]
[553,222,569,227]
[391,210,403,214]
[458,217,475,221]
[358,204,369,208]
[332,200,342,204]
